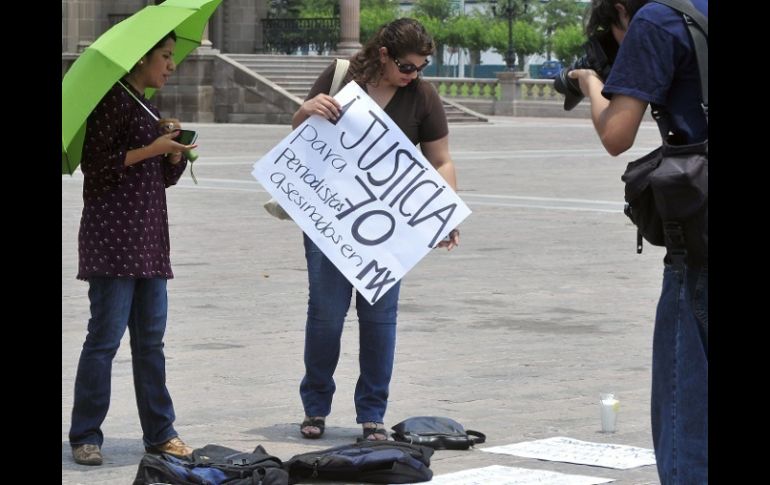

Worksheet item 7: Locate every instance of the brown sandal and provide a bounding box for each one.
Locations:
[300,417,325,439]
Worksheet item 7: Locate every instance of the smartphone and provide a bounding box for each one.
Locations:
[175,129,197,145]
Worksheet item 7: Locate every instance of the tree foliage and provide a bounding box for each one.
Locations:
[410,0,460,76]
[536,0,586,31]
[268,0,302,17]
[489,19,542,70]
[297,0,336,17]
[535,0,587,59]
[413,0,459,19]
[552,23,585,65]
[267,0,588,76]
[360,1,401,42]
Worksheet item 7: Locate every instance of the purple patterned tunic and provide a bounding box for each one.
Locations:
[77,82,187,280]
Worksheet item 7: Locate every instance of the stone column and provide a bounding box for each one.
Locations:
[195,22,218,54]
[493,70,526,116]
[75,0,99,53]
[201,24,213,48]
[335,0,361,56]
[64,0,80,53]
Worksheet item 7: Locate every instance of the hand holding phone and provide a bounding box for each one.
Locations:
[174,129,199,162]
[158,119,199,162]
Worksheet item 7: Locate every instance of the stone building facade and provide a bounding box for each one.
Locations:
[62,0,360,54]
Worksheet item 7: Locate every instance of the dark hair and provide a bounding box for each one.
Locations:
[349,18,434,84]
[585,0,649,37]
[147,31,177,56]
[129,31,176,74]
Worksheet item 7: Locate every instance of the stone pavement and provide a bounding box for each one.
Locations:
[62,116,666,484]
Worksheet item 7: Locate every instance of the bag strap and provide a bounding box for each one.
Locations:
[466,430,486,445]
[652,0,707,35]
[117,80,159,121]
[117,79,198,183]
[649,0,708,139]
[329,59,350,96]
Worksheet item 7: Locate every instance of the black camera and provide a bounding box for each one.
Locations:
[553,32,619,110]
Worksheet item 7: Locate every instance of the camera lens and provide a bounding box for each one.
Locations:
[552,33,617,112]
[553,57,588,111]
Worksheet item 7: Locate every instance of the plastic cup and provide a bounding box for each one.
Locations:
[600,393,619,433]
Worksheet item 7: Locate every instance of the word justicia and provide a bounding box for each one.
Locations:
[291,111,457,248]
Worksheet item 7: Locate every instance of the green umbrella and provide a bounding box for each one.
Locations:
[62,0,221,175]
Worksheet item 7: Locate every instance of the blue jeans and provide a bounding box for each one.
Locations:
[69,277,178,448]
[300,235,401,424]
[652,265,708,484]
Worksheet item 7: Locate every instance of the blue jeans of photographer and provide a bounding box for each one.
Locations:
[651,264,708,484]
[300,234,401,424]
[69,277,178,449]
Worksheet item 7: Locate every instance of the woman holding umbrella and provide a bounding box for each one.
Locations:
[68,31,197,466]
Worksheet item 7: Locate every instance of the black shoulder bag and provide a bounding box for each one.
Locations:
[391,416,486,450]
[620,0,708,266]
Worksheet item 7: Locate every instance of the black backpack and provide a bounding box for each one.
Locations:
[283,440,434,484]
[133,444,289,485]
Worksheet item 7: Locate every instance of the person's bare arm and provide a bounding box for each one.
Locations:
[569,69,648,156]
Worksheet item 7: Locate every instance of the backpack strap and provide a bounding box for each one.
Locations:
[650,0,708,139]
[329,59,350,96]
[466,430,486,446]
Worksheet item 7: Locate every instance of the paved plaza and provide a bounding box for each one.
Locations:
[62,116,666,484]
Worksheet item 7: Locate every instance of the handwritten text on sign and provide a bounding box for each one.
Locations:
[252,81,471,304]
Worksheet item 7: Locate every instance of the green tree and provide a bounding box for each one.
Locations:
[551,23,585,65]
[535,0,586,60]
[446,13,494,77]
[297,0,336,17]
[413,0,459,76]
[268,0,302,17]
[412,0,458,19]
[490,19,542,71]
[359,0,400,42]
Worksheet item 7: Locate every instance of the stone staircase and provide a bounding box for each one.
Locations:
[227,54,487,123]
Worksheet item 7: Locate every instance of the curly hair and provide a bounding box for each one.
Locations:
[585,0,649,37]
[349,18,434,84]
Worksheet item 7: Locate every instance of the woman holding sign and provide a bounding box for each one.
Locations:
[291,18,460,441]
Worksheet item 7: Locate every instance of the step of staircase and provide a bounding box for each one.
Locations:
[226,54,487,123]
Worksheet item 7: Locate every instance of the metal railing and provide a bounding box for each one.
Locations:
[261,17,340,55]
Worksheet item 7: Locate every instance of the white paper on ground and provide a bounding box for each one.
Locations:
[418,465,614,485]
[482,436,656,470]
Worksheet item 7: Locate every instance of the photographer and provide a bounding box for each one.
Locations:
[567,1,708,483]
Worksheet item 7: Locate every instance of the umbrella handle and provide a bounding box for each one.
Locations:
[184,149,198,162]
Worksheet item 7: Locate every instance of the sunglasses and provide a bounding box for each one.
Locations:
[390,56,430,74]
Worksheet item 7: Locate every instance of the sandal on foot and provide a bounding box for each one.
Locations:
[361,422,388,441]
[300,417,325,439]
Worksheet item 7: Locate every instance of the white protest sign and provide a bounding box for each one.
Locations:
[482,437,657,470]
[424,465,614,485]
[252,81,471,304]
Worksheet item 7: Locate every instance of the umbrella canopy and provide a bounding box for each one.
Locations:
[62,0,221,175]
